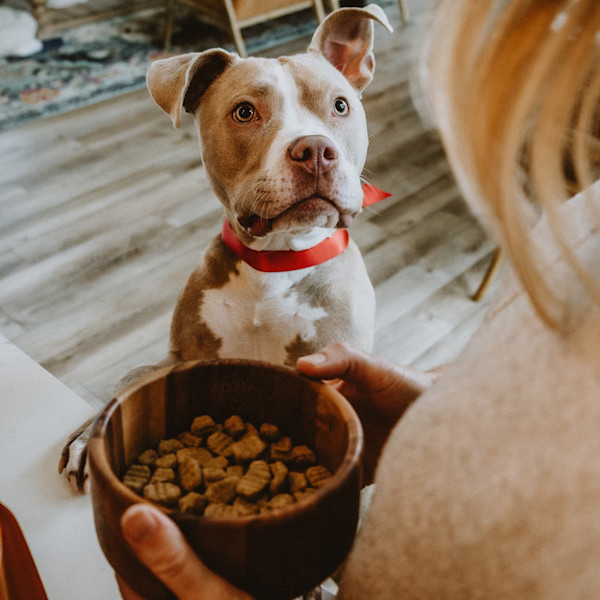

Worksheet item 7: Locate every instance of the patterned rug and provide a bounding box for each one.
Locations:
[0,6,322,132]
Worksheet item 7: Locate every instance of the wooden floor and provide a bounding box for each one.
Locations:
[0,0,500,411]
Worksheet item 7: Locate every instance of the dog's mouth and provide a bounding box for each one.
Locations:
[237,196,355,238]
[237,213,272,238]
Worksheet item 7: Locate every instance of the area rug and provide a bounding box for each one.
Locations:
[0,6,324,132]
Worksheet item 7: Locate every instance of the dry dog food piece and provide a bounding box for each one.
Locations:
[203,467,226,484]
[291,445,317,467]
[205,477,240,505]
[151,467,176,484]
[272,436,292,452]
[121,414,333,517]
[178,431,202,447]
[306,465,332,488]
[191,415,219,437]
[177,446,213,466]
[204,503,239,518]
[288,471,308,494]
[155,453,177,469]
[123,464,151,493]
[158,439,184,457]
[224,415,246,439]
[260,423,280,441]
[138,449,158,466]
[237,460,271,499]
[231,435,266,464]
[143,482,182,507]
[268,494,295,510]
[178,492,206,515]
[270,436,293,462]
[243,422,259,439]
[269,461,288,495]
[179,456,203,491]
[207,431,234,457]
[233,496,259,516]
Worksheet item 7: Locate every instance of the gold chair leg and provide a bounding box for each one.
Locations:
[472,247,503,302]
[398,0,409,24]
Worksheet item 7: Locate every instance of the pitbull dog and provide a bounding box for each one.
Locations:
[60,5,392,489]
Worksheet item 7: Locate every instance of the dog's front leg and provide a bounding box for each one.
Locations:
[59,352,181,491]
[58,417,94,492]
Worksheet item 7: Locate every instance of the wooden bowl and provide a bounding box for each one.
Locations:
[87,359,363,600]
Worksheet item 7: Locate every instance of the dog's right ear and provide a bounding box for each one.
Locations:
[147,49,236,128]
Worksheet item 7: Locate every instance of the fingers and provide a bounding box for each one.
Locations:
[297,342,440,416]
[297,342,401,396]
[298,343,442,485]
[120,504,253,600]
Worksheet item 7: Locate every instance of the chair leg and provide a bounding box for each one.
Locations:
[163,0,175,48]
[472,247,503,302]
[328,0,340,11]
[313,0,326,21]
[223,0,247,57]
[398,0,409,24]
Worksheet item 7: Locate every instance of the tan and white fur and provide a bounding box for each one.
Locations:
[60,5,392,489]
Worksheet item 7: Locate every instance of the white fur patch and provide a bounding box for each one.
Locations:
[201,265,327,363]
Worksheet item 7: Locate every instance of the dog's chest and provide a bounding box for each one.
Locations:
[200,266,327,364]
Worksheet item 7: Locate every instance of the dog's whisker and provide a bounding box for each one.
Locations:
[363,205,384,216]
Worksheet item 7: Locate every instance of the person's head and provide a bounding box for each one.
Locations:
[420,0,600,329]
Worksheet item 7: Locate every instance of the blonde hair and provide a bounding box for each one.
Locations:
[420,0,600,329]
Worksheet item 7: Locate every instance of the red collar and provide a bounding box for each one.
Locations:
[222,183,390,272]
[361,183,392,207]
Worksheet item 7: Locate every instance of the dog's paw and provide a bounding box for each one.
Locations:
[59,418,95,493]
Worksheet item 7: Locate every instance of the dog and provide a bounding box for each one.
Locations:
[60,4,392,490]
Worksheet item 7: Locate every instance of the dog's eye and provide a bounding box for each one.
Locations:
[233,102,257,123]
[333,97,349,117]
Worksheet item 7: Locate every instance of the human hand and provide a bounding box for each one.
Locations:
[297,342,443,483]
[118,503,254,600]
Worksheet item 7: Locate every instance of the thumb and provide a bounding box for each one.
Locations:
[297,342,439,410]
[120,504,252,600]
[296,342,360,380]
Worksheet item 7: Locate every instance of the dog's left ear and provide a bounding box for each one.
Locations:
[309,4,393,91]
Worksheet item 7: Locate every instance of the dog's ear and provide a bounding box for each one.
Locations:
[308,4,392,92]
[147,49,236,128]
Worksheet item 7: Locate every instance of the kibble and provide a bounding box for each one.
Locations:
[120,414,333,517]
[123,464,151,493]
[179,456,203,491]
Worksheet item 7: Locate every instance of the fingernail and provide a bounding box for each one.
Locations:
[122,505,159,544]
[299,353,327,365]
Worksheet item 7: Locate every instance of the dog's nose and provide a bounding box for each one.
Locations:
[288,135,338,175]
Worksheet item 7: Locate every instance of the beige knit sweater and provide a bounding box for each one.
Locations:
[339,192,600,600]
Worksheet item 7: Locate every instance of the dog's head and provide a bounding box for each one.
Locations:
[147,5,392,247]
